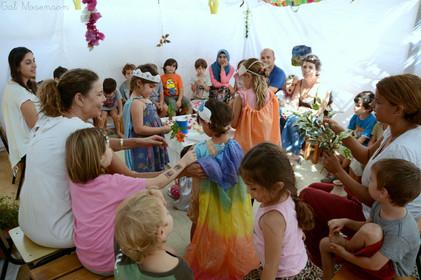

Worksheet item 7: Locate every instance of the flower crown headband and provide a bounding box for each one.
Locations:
[238,60,265,77]
[132,69,161,83]
[198,102,212,123]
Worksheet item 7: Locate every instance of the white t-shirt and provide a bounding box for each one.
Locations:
[19,115,92,248]
[362,126,421,219]
[1,81,39,168]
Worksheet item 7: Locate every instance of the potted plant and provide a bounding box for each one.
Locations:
[0,195,19,233]
[294,98,352,160]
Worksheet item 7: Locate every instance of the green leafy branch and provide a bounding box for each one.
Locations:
[294,99,352,159]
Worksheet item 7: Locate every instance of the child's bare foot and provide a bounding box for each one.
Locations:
[117,132,124,138]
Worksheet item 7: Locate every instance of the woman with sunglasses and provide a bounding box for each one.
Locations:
[18,69,166,249]
[281,54,332,163]
[209,49,235,102]
[231,58,281,153]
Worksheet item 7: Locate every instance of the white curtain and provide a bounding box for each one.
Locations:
[0,0,419,127]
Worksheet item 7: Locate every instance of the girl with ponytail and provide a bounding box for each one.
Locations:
[232,58,281,153]
[240,143,320,280]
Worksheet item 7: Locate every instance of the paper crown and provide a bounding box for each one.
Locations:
[132,69,161,83]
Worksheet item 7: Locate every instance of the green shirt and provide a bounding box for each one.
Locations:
[114,250,193,280]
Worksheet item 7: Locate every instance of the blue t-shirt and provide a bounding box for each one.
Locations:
[348,113,377,140]
[268,65,286,92]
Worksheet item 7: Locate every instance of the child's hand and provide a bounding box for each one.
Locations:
[329,242,347,257]
[176,100,182,109]
[328,218,347,236]
[162,125,171,134]
[180,149,197,166]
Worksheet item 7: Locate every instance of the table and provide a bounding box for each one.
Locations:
[161,115,209,165]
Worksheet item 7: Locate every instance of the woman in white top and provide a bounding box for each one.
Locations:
[300,74,421,266]
[1,47,39,169]
[19,69,166,248]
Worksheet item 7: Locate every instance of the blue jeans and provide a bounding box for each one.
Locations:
[281,115,304,155]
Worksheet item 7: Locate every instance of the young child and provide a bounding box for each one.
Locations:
[119,63,135,102]
[190,58,211,100]
[114,189,194,279]
[184,99,259,279]
[97,78,124,138]
[65,127,196,275]
[53,66,67,82]
[320,159,421,280]
[240,143,320,280]
[348,91,377,145]
[161,58,191,115]
[279,74,299,132]
[147,63,168,117]
[123,65,170,172]
[232,58,281,153]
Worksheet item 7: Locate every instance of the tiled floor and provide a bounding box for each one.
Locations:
[0,150,324,279]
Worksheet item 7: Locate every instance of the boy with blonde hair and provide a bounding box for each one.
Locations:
[114,190,193,279]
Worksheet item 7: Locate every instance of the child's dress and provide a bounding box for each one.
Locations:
[234,89,281,153]
[123,97,169,172]
[185,139,259,280]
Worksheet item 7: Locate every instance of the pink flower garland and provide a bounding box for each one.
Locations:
[81,0,104,50]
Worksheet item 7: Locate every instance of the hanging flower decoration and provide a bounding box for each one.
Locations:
[244,8,251,39]
[263,0,321,8]
[81,0,105,50]
[156,34,171,47]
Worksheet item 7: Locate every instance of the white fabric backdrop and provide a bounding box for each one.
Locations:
[0,0,419,128]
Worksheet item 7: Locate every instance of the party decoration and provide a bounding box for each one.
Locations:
[209,0,220,14]
[81,0,105,50]
[264,0,321,7]
[73,0,81,10]
[156,34,171,47]
[244,8,251,39]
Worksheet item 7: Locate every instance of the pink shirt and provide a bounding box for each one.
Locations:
[239,88,269,109]
[209,65,234,88]
[70,174,146,273]
[254,196,307,278]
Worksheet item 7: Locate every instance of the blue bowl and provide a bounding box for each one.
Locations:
[176,120,189,134]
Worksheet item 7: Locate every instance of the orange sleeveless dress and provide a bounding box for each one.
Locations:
[234,90,281,153]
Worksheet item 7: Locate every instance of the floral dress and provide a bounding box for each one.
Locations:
[123,97,169,172]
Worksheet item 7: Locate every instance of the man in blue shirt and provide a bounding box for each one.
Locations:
[260,48,286,93]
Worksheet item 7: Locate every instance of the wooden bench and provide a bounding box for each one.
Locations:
[8,227,114,279]
[30,254,114,280]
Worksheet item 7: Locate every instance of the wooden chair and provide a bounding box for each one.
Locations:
[0,126,14,184]
[0,126,26,200]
